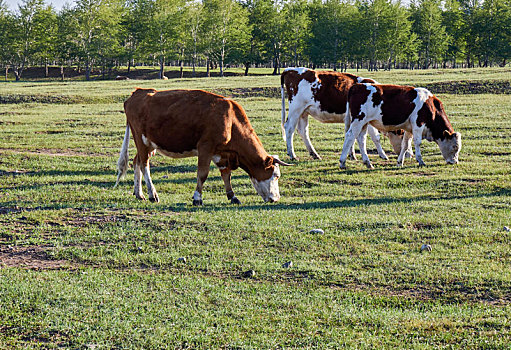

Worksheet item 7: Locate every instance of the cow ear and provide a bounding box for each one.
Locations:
[443,130,453,139]
[264,156,274,169]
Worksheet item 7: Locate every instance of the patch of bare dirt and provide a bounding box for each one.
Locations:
[0,148,106,157]
[0,245,75,270]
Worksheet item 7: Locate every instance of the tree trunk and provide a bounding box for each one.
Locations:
[60,65,64,81]
[244,62,249,76]
[5,66,8,81]
[85,59,91,81]
[206,57,210,78]
[159,56,165,79]
[127,59,131,74]
[45,60,49,78]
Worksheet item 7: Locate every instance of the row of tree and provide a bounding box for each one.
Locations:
[1,0,510,80]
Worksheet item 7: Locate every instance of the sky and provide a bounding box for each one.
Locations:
[4,0,73,11]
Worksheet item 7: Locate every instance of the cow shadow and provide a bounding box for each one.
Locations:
[159,187,511,213]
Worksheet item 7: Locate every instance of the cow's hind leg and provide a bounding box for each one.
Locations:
[284,105,304,160]
[143,151,159,202]
[367,125,388,160]
[297,114,321,159]
[357,126,374,169]
[340,121,365,169]
[397,131,413,167]
[133,154,145,200]
[193,151,213,206]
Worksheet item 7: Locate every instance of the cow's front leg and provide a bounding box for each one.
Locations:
[412,128,426,167]
[220,169,241,204]
[193,153,212,206]
[367,125,388,160]
[340,121,365,169]
[297,114,321,160]
[357,126,374,169]
[143,153,159,202]
[133,155,145,200]
[397,132,413,167]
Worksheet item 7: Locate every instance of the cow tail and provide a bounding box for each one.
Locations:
[115,124,130,187]
[281,75,287,141]
[344,101,351,137]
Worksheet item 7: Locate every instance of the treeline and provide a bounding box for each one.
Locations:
[1,0,510,80]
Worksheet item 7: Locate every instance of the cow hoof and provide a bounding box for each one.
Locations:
[339,161,346,169]
[135,194,146,201]
[310,153,322,160]
[230,197,241,205]
[348,154,357,161]
[363,161,374,169]
[418,162,426,167]
[149,195,159,203]
[397,162,404,167]
[289,156,299,161]
[379,154,389,160]
[192,199,203,206]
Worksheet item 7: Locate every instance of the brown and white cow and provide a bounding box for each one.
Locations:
[281,67,391,161]
[115,88,291,205]
[339,84,461,169]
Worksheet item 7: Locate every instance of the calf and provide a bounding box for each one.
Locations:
[340,84,461,169]
[116,88,291,205]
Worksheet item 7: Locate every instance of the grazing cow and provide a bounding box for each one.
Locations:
[280,67,391,161]
[339,84,461,169]
[116,88,291,205]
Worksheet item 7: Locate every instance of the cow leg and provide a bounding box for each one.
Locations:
[193,152,213,206]
[397,132,413,167]
[340,121,365,169]
[357,126,374,169]
[143,153,159,203]
[367,125,388,160]
[296,114,321,160]
[412,128,426,167]
[344,119,357,160]
[220,169,241,205]
[133,154,145,200]
[284,106,303,160]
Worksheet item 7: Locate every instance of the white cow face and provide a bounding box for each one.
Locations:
[437,131,462,164]
[250,164,281,203]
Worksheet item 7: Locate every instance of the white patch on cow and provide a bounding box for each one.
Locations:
[142,134,150,147]
[212,155,221,163]
[357,76,379,84]
[437,132,462,164]
[285,67,309,75]
[142,134,159,150]
[250,165,281,203]
[157,149,198,159]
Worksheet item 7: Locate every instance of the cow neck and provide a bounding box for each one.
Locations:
[419,97,454,140]
[230,124,272,182]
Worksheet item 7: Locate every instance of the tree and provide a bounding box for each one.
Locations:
[11,0,50,80]
[442,0,466,67]
[281,0,310,67]
[71,0,124,80]
[0,0,15,79]
[410,0,449,69]
[201,0,250,77]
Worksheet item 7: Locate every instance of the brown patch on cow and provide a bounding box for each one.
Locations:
[348,84,372,121]
[417,96,454,140]
[0,245,75,270]
[380,85,418,126]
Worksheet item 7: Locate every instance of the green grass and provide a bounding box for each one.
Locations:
[1,69,510,348]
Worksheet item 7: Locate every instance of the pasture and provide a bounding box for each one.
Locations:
[1,68,510,348]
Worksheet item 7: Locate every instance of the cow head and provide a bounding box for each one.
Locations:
[250,156,291,203]
[437,131,462,164]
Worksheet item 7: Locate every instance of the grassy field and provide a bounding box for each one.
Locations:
[0,68,510,348]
